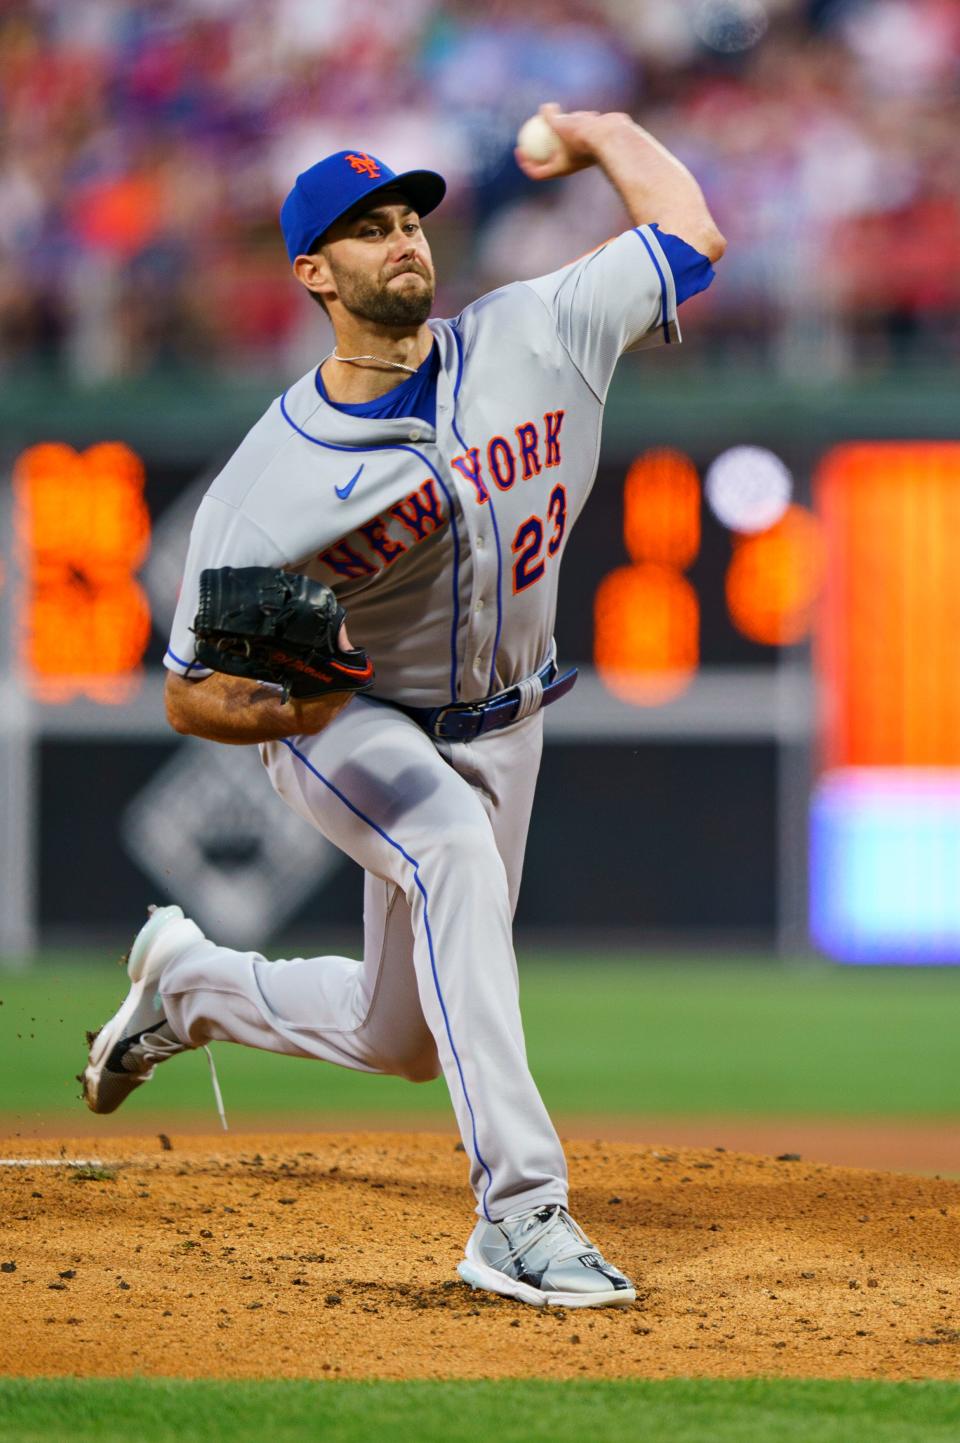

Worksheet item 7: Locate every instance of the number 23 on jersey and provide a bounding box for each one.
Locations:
[512,484,568,594]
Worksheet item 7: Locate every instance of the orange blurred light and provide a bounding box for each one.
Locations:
[15,442,150,574]
[725,504,823,646]
[623,448,701,569]
[71,173,164,259]
[816,442,960,768]
[594,563,699,705]
[13,442,152,702]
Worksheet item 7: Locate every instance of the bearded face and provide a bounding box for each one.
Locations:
[325,250,435,326]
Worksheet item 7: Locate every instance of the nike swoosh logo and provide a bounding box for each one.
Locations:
[335,465,364,501]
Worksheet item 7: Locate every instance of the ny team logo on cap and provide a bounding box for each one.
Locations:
[346,153,381,179]
[279,150,447,263]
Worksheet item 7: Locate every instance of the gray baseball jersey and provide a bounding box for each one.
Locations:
[165,225,679,702]
[160,224,683,1221]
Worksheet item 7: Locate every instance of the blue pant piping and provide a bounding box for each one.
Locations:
[278,736,496,1220]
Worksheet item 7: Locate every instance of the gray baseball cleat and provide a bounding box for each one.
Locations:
[457,1204,636,1308]
[80,904,204,1115]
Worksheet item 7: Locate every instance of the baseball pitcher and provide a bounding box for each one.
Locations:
[82,104,725,1308]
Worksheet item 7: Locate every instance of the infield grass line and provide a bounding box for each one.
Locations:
[3,1378,960,1443]
[3,955,960,1123]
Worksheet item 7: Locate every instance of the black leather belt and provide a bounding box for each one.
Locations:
[379,660,579,743]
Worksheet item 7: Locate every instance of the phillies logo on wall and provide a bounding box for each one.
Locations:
[346,153,381,178]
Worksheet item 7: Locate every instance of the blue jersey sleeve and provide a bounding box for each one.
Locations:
[648,224,715,305]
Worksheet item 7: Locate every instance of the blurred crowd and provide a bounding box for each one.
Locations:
[1,0,958,382]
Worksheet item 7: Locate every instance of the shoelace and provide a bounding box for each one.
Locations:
[125,1030,228,1132]
[498,1205,594,1269]
[125,1030,184,1068]
[202,1046,228,1132]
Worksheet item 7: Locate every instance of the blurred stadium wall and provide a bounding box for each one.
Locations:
[1,0,958,962]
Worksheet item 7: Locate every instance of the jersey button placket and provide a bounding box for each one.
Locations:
[444,433,497,695]
[470,514,498,690]
[450,479,493,692]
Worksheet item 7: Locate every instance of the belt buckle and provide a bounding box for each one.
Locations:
[432,703,484,742]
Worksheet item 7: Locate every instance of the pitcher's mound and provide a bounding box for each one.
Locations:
[1,1132,958,1381]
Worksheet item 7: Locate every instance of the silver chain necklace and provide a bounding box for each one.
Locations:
[330,348,419,376]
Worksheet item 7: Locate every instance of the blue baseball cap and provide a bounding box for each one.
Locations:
[280,150,446,263]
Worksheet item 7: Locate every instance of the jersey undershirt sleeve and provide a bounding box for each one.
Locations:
[523,222,714,400]
[649,224,715,306]
[164,495,286,680]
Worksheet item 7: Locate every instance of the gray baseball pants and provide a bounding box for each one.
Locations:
[158,695,568,1220]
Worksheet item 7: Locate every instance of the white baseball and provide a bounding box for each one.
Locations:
[517,114,563,164]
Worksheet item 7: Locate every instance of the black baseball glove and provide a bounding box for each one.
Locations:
[192,566,374,702]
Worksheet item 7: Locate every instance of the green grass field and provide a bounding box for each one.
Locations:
[3,1379,960,1443]
[2,954,959,1123]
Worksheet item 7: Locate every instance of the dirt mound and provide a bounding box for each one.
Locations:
[1,1132,958,1381]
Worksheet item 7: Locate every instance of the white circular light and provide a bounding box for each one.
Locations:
[705,446,793,534]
